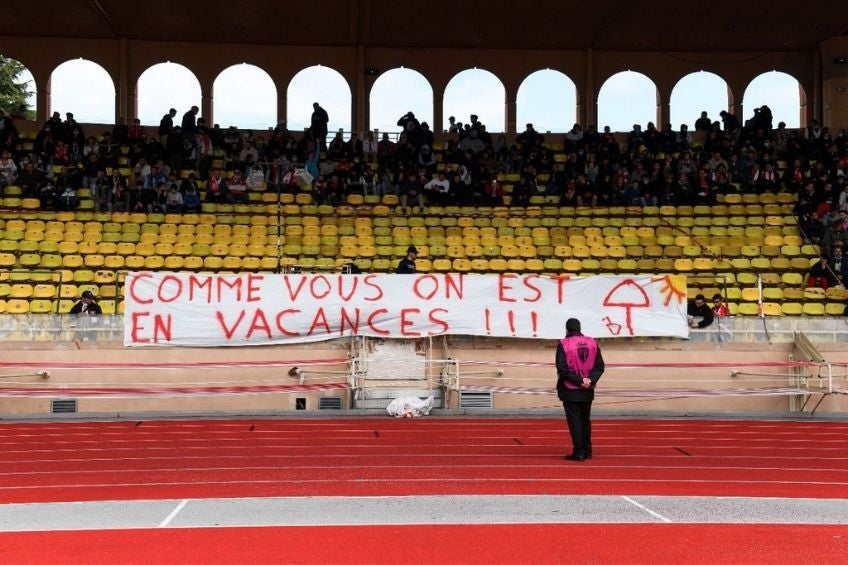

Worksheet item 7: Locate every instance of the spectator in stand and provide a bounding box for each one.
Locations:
[206,169,231,203]
[15,160,43,197]
[70,290,102,316]
[807,256,836,289]
[128,118,145,145]
[399,172,425,212]
[165,184,184,213]
[447,116,460,134]
[327,132,345,160]
[720,110,740,133]
[712,294,729,318]
[363,131,378,163]
[831,246,848,287]
[228,170,248,202]
[687,294,714,329]
[395,245,418,274]
[800,211,825,244]
[0,109,18,151]
[377,132,396,170]
[0,150,17,190]
[694,111,712,131]
[517,123,545,151]
[821,220,848,257]
[112,117,129,145]
[310,103,329,150]
[159,108,177,143]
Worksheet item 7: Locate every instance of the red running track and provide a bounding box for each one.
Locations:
[1,418,848,503]
[1,524,846,565]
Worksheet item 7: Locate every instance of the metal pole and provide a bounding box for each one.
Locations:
[276,177,282,274]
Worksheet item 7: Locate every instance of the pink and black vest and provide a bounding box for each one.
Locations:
[560,335,599,389]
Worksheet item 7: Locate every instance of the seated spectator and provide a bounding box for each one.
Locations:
[165,184,184,213]
[182,182,201,212]
[807,256,836,289]
[399,172,424,212]
[831,246,847,287]
[15,160,43,197]
[206,170,231,203]
[70,290,102,316]
[57,185,79,210]
[688,294,714,328]
[0,150,17,190]
[327,132,346,160]
[228,170,248,202]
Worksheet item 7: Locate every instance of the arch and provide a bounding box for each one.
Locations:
[670,71,731,130]
[597,70,658,132]
[0,54,37,117]
[443,68,506,133]
[516,69,577,133]
[742,71,804,129]
[137,62,202,126]
[213,63,277,130]
[287,65,351,134]
[369,67,433,133]
[50,58,115,124]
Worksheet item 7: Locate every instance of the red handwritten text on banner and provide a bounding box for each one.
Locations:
[123,272,689,347]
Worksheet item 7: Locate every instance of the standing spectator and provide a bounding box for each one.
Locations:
[363,131,378,164]
[556,318,605,462]
[128,118,145,145]
[310,103,329,151]
[158,108,176,144]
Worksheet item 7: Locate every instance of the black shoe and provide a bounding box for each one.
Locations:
[564,454,586,462]
[586,452,593,460]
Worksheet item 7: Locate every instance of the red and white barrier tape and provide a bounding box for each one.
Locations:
[0,382,349,398]
[453,360,821,369]
[0,358,350,370]
[459,385,813,398]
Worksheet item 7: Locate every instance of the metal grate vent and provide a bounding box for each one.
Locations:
[318,397,342,410]
[460,392,493,409]
[51,399,78,413]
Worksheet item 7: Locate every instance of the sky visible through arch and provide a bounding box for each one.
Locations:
[10,59,803,135]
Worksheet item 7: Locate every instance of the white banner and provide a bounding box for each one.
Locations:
[123,272,690,347]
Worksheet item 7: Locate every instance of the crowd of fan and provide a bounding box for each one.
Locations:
[1,104,848,230]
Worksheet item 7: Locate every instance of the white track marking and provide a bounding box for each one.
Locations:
[158,499,189,528]
[621,495,672,523]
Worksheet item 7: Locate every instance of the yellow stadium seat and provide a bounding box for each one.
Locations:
[825,303,846,316]
[736,303,761,316]
[802,303,825,316]
[780,302,804,316]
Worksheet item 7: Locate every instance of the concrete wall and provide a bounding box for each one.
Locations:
[2,316,847,417]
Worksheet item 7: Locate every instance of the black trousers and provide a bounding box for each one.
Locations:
[563,400,593,457]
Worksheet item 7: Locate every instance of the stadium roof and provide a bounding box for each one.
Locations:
[3,0,847,52]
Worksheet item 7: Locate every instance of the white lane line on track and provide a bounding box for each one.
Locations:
[158,499,189,528]
[621,496,672,523]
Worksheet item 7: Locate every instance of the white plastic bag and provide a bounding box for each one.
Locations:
[386,396,434,418]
